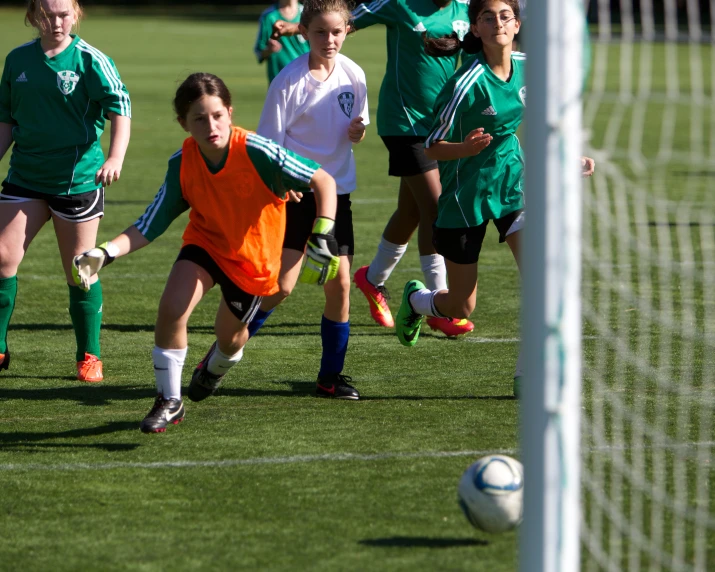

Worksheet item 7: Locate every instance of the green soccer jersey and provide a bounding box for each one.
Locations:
[0,35,131,196]
[351,0,469,137]
[426,51,526,228]
[254,4,310,85]
[133,132,320,241]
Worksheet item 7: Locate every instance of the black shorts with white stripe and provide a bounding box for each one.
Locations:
[0,182,104,222]
[175,245,263,323]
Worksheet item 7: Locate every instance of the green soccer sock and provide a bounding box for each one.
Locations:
[68,281,103,361]
[0,276,18,354]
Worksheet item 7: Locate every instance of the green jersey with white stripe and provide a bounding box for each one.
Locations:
[351,0,469,137]
[254,4,310,85]
[0,35,131,195]
[426,51,526,228]
[134,132,320,241]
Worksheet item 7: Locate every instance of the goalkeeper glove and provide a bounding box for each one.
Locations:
[299,217,340,285]
[72,241,120,291]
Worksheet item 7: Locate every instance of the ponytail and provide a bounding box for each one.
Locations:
[423,31,483,58]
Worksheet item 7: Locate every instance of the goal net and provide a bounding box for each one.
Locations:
[580,1,714,570]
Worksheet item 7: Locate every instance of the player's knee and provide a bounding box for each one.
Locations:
[0,243,23,275]
[157,298,191,326]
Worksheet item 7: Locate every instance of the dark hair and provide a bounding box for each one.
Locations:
[173,73,232,121]
[423,0,520,58]
[300,0,353,29]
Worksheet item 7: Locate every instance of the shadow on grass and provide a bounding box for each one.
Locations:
[0,385,157,405]
[359,536,487,548]
[0,421,140,452]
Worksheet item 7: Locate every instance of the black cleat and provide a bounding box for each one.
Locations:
[0,348,9,371]
[140,395,185,433]
[316,374,360,400]
[188,342,225,402]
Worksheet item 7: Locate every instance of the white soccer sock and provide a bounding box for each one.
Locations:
[152,346,187,400]
[420,254,447,291]
[408,288,446,318]
[366,237,408,286]
[207,345,244,377]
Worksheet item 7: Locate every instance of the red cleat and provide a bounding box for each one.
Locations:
[0,349,9,371]
[426,317,474,338]
[353,265,395,328]
[77,353,103,382]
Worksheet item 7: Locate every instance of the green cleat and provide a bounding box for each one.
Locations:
[396,280,426,347]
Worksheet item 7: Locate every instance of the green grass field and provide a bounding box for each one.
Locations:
[0,8,522,571]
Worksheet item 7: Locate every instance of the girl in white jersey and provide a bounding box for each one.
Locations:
[251,0,369,400]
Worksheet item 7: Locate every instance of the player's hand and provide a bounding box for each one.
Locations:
[272,20,300,38]
[72,241,120,291]
[266,38,283,54]
[348,116,366,143]
[287,190,303,203]
[299,217,339,285]
[95,158,123,187]
[463,128,492,156]
[581,156,595,177]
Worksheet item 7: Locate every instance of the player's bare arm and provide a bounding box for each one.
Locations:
[348,116,366,143]
[581,156,595,177]
[95,113,131,187]
[260,38,283,60]
[0,122,13,162]
[425,128,493,161]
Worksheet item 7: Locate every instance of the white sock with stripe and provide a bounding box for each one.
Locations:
[367,237,408,286]
[420,254,447,291]
[408,288,446,318]
[207,345,244,377]
[152,346,187,400]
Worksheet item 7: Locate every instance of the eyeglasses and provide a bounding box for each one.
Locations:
[478,13,516,26]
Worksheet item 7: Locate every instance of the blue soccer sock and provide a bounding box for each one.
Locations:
[248,308,274,338]
[319,315,350,377]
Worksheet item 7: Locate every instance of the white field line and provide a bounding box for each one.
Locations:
[0,449,516,472]
[1,441,712,472]
[465,335,599,344]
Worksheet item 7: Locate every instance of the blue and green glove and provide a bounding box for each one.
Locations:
[299,217,340,285]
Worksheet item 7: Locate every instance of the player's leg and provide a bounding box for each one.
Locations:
[395,224,485,347]
[189,279,263,403]
[141,247,215,433]
[0,190,50,370]
[51,189,105,381]
[504,217,523,396]
[248,195,314,338]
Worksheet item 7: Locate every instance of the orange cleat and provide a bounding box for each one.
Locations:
[353,265,395,328]
[77,353,103,382]
[426,317,474,338]
[0,349,9,371]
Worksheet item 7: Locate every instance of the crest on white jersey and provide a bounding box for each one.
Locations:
[337,91,354,118]
[57,70,80,95]
[452,20,470,41]
[519,86,526,106]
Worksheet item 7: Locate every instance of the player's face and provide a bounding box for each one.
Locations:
[181,96,233,155]
[472,1,520,48]
[32,0,77,45]
[301,12,348,61]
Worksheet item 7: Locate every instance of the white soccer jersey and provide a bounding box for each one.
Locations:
[257,52,369,195]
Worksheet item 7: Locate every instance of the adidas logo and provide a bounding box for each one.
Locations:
[16,72,28,82]
[231,301,243,312]
[481,106,497,116]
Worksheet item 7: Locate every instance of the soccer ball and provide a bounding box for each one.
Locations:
[457,455,524,534]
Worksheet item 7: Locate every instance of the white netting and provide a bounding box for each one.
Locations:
[580,1,715,570]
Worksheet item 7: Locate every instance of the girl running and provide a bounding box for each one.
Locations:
[272,0,476,339]
[395,0,594,398]
[73,73,339,432]
[0,0,131,382]
[251,0,368,400]
[254,0,310,85]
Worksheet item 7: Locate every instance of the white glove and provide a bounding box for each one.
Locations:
[72,241,120,291]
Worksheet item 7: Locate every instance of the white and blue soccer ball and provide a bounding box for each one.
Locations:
[457,455,524,534]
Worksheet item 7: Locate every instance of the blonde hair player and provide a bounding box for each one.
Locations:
[0,0,131,382]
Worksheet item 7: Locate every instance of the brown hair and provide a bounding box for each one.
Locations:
[173,73,232,122]
[423,0,520,58]
[300,0,353,29]
[25,0,84,29]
